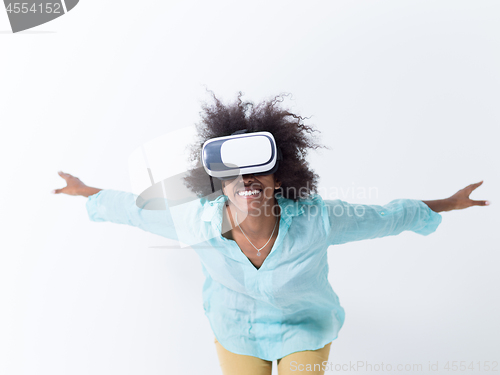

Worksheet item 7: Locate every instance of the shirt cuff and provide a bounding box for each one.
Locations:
[412,199,443,236]
[85,189,107,222]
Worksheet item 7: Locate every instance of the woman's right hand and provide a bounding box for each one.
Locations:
[52,171,101,197]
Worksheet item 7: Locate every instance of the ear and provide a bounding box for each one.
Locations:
[274,177,282,189]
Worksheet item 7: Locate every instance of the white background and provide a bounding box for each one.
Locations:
[1,1,499,374]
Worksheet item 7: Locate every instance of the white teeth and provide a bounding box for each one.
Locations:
[237,189,261,196]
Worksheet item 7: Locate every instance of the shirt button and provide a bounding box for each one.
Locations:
[380,211,385,215]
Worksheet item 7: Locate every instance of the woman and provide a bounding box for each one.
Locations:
[53,92,488,375]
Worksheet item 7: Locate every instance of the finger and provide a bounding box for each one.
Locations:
[463,180,483,196]
[470,199,489,206]
[58,171,73,180]
[468,180,483,190]
[52,188,64,194]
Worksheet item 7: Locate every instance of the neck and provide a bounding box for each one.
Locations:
[227,199,280,237]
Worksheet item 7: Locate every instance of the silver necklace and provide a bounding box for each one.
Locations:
[234,208,280,257]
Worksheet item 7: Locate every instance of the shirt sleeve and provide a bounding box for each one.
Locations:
[324,198,443,246]
[85,189,178,240]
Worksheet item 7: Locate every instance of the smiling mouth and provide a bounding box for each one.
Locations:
[236,188,263,197]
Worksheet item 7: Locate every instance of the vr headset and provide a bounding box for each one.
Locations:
[201,129,282,192]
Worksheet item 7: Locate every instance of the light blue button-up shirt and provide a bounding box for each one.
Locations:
[86,189,442,361]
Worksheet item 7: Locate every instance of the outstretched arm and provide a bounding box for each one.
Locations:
[52,171,178,240]
[325,181,488,246]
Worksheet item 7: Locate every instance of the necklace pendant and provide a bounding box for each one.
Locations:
[257,252,261,257]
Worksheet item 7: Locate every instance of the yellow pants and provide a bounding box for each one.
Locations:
[214,337,332,375]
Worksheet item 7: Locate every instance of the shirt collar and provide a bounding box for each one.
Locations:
[201,193,304,223]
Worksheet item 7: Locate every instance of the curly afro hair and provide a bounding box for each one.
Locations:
[183,90,328,201]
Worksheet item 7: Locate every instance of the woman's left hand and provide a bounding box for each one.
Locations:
[448,181,489,210]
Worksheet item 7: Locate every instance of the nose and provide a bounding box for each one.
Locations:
[242,174,255,182]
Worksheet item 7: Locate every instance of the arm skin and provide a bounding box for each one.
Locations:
[80,186,102,197]
[421,198,455,213]
[422,181,489,213]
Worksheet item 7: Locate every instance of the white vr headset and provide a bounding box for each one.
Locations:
[201,129,282,182]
